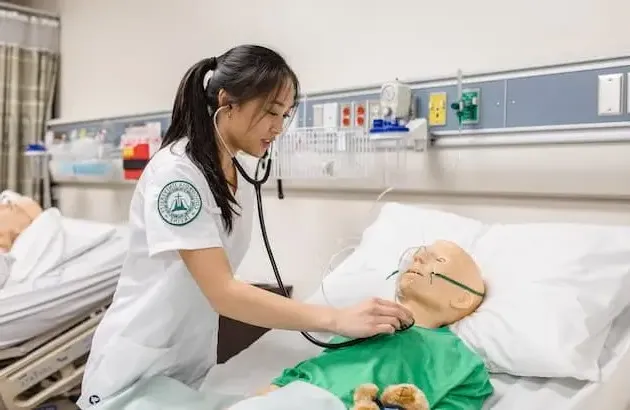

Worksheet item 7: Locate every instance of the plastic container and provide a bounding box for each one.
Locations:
[47,139,124,182]
[49,158,122,181]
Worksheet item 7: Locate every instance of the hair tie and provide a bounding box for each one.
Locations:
[203,57,218,90]
[208,56,218,71]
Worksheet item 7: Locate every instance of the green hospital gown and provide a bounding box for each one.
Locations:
[271,326,493,409]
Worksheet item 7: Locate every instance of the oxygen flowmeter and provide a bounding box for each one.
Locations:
[450,69,480,126]
[369,79,428,152]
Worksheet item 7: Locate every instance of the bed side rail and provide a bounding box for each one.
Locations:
[0,306,107,410]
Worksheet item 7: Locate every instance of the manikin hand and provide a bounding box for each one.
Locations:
[333,298,413,339]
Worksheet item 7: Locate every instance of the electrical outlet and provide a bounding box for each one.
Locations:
[340,103,352,127]
[428,92,447,126]
[354,102,367,128]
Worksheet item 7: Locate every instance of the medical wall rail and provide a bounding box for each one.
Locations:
[269,126,407,182]
[47,56,630,149]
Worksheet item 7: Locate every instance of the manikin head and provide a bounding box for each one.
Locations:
[0,192,42,252]
[160,44,299,234]
[395,240,486,328]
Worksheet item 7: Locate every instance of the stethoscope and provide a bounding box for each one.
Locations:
[213,107,413,349]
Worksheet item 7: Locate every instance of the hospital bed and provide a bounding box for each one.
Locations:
[0,210,129,410]
[202,306,630,410]
[201,199,630,410]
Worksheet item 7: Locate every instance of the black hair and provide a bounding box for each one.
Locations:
[161,45,300,233]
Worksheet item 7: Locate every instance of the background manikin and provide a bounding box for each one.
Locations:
[251,240,492,409]
[0,191,42,253]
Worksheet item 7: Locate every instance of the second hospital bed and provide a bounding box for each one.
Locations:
[0,209,129,410]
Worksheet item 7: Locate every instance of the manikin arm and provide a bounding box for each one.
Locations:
[255,385,279,396]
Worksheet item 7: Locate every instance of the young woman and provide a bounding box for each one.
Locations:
[77,44,413,408]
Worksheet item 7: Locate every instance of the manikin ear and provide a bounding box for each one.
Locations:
[450,292,474,311]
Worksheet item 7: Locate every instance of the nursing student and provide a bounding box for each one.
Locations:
[77,44,413,408]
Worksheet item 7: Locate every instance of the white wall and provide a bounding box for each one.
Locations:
[51,0,630,300]
[57,0,629,121]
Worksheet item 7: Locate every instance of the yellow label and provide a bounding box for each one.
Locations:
[428,92,447,126]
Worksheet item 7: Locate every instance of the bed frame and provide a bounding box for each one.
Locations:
[0,303,109,410]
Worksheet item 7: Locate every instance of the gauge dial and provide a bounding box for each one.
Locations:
[381,85,395,102]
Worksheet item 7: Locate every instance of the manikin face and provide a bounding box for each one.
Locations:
[397,240,485,321]
[0,195,42,252]
[219,79,296,159]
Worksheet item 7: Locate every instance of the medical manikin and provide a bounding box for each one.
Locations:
[0,191,42,252]
[254,240,494,409]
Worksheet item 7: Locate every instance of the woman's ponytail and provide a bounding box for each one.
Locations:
[161,57,240,233]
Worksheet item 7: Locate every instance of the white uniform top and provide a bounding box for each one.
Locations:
[77,138,254,408]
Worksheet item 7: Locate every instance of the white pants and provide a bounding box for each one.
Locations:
[81,377,344,410]
[228,382,345,410]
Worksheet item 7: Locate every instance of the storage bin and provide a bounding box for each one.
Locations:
[49,158,122,182]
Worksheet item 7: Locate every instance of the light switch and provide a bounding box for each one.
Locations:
[312,104,324,127]
[597,73,623,116]
[367,100,381,123]
[322,102,339,128]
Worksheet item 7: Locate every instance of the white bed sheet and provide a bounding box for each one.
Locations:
[0,223,129,348]
[202,305,630,410]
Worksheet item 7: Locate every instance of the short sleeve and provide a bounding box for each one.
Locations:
[434,362,494,410]
[271,365,309,388]
[142,160,224,258]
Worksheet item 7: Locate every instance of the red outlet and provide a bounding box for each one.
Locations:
[341,104,352,127]
[355,104,366,127]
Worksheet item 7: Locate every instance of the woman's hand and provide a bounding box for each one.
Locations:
[332,297,414,338]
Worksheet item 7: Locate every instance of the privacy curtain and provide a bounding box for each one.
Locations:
[0,8,59,198]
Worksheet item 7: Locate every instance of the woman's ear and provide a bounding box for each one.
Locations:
[217,89,229,107]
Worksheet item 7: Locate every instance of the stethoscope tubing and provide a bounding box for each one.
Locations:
[214,104,412,348]
[241,152,413,349]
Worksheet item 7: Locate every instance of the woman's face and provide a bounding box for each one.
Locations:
[223,80,295,158]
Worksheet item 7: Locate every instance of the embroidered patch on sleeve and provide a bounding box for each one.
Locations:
[157,180,203,226]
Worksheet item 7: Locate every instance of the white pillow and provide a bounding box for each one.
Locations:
[0,253,13,288]
[311,202,630,382]
[452,222,630,381]
[8,208,64,284]
[329,203,484,278]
